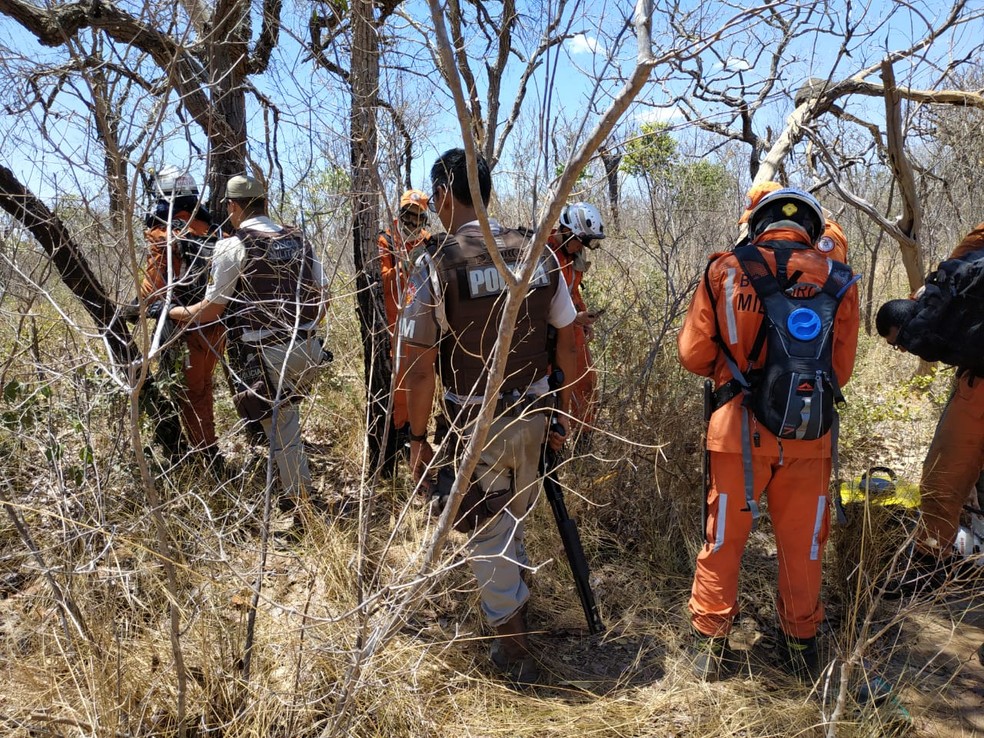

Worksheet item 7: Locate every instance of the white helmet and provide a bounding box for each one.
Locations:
[747,187,825,245]
[560,202,606,242]
[153,165,198,200]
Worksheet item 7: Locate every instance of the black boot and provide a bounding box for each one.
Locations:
[688,630,736,682]
[780,634,820,681]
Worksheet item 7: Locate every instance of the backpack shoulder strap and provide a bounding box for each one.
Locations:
[702,252,755,399]
[819,259,858,301]
[734,244,782,299]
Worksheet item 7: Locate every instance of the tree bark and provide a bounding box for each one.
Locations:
[350,0,389,475]
[881,59,925,292]
[0,165,137,366]
[599,146,622,232]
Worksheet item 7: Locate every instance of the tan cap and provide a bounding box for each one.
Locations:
[399,189,429,212]
[225,175,265,200]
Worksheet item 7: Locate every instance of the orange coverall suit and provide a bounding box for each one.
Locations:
[917,222,984,555]
[378,224,430,429]
[142,214,225,450]
[549,232,597,432]
[678,229,860,639]
[816,218,849,264]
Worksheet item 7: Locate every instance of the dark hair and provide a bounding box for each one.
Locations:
[230,197,266,219]
[875,299,918,337]
[430,148,491,208]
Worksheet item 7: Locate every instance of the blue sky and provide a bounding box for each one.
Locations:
[0,0,981,213]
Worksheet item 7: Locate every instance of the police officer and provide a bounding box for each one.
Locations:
[169,175,329,523]
[401,148,577,685]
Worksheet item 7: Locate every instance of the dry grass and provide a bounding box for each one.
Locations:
[0,250,981,738]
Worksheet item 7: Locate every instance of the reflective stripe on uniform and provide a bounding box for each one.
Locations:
[724,267,738,345]
[713,493,728,553]
[810,495,826,560]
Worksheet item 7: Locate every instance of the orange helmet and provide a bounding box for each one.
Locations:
[737,181,782,224]
[399,189,429,213]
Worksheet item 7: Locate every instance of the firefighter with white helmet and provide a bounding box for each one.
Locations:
[140,164,225,467]
[548,202,606,447]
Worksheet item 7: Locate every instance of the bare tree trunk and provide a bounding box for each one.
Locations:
[350,0,389,479]
[0,165,137,366]
[881,59,926,292]
[206,0,250,212]
[599,146,622,232]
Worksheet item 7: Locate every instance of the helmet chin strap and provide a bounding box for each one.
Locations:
[561,232,580,255]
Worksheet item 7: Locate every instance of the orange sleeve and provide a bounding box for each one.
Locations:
[677,257,722,378]
[949,222,984,260]
[378,231,399,332]
[141,226,169,300]
[820,219,849,264]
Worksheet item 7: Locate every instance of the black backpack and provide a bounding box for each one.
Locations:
[170,219,218,306]
[714,244,857,440]
[898,248,984,371]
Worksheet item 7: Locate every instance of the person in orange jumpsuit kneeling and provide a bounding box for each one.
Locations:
[378,190,431,451]
[141,165,225,465]
[548,202,605,447]
[678,188,860,681]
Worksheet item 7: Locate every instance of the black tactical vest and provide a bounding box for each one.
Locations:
[227,226,321,340]
[435,224,559,397]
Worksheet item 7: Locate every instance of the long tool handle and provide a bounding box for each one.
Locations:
[543,461,604,634]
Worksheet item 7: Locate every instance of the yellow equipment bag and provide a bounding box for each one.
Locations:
[838,466,920,509]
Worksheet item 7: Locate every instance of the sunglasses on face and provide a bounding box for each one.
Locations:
[428,183,445,213]
[400,213,427,226]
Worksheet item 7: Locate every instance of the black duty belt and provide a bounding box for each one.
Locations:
[446,391,553,425]
[711,379,744,413]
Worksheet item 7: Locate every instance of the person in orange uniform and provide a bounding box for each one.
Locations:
[378,189,431,439]
[739,181,849,263]
[678,188,860,681]
[548,202,605,444]
[875,221,984,594]
[141,165,225,465]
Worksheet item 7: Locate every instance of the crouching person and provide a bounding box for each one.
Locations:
[170,175,329,526]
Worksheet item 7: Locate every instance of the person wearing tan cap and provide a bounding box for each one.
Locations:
[377,190,432,452]
[738,181,849,263]
[170,174,330,528]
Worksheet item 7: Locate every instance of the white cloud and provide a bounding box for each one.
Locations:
[569,34,606,56]
[713,57,751,72]
[635,106,685,124]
